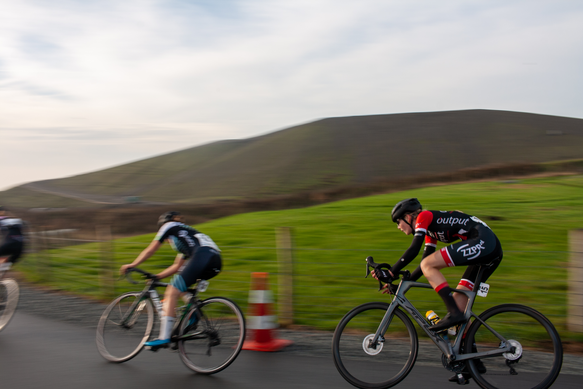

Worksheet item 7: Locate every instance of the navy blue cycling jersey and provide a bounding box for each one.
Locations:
[154,222,220,257]
[0,216,24,237]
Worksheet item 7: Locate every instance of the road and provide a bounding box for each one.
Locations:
[0,311,580,389]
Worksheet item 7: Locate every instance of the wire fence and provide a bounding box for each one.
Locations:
[14,228,582,338]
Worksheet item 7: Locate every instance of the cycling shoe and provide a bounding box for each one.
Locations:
[144,338,170,347]
[429,312,465,332]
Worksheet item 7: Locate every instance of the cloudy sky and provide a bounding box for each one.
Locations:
[1,0,582,190]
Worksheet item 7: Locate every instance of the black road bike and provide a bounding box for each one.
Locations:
[96,268,246,374]
[332,257,563,389]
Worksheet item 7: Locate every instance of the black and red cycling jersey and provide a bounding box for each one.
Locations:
[415,210,490,246]
[391,210,492,277]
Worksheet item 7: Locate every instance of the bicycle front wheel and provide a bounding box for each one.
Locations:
[465,304,563,389]
[332,302,418,389]
[177,297,245,374]
[96,292,155,362]
[0,278,20,332]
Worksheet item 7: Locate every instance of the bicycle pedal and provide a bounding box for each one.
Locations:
[145,344,169,352]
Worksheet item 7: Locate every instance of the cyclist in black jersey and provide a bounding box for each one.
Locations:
[120,211,222,348]
[372,198,503,332]
[0,206,26,271]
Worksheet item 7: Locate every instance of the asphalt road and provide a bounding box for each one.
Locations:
[0,310,581,389]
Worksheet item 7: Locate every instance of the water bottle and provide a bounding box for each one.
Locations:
[426,310,449,340]
[426,310,440,325]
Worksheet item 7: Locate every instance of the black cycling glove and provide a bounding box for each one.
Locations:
[373,267,394,284]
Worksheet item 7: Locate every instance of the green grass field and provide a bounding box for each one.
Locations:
[16,174,583,343]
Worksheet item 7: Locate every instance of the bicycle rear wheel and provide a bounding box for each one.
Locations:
[177,297,245,374]
[465,304,562,389]
[0,279,20,333]
[332,302,418,389]
[96,292,155,362]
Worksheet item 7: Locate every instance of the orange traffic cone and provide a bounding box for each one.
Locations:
[242,272,293,352]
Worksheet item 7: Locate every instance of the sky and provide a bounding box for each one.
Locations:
[1,0,582,190]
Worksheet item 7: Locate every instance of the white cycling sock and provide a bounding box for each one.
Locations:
[159,316,176,340]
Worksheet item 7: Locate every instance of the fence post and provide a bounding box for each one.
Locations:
[276,227,294,327]
[39,229,52,282]
[568,229,583,332]
[97,225,115,299]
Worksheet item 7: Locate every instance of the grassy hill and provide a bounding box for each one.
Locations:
[2,109,583,209]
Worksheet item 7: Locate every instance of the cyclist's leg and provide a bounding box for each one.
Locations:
[147,247,222,346]
[420,251,465,329]
[0,238,23,265]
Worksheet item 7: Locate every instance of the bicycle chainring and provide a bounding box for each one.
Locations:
[442,354,466,373]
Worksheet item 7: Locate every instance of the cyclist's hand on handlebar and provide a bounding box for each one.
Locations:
[371,267,394,284]
[119,264,133,275]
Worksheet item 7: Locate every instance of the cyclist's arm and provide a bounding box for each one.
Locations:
[391,232,425,275]
[120,240,162,274]
[155,253,185,280]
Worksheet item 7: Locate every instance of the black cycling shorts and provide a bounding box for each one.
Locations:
[440,225,503,288]
[170,246,222,292]
[0,237,24,263]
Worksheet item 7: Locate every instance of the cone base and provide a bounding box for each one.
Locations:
[242,338,293,352]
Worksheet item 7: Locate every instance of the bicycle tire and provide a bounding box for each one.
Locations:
[332,302,418,389]
[96,292,155,362]
[0,279,20,333]
[465,304,563,389]
[177,297,245,374]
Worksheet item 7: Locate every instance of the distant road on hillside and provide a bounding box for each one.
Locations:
[23,182,125,205]
[22,182,168,206]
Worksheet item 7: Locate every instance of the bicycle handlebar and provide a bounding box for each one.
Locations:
[365,256,410,291]
[123,267,157,284]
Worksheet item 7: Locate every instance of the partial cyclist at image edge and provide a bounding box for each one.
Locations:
[0,205,26,272]
[374,198,503,332]
[120,211,222,348]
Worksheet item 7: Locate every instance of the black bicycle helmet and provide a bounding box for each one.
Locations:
[158,211,180,227]
[391,198,422,223]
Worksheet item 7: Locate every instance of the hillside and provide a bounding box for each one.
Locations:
[2,109,583,208]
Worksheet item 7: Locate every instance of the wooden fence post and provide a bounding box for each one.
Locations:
[276,227,294,327]
[39,229,52,282]
[568,229,583,332]
[97,225,115,299]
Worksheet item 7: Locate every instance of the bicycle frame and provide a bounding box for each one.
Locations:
[117,277,208,344]
[369,268,514,364]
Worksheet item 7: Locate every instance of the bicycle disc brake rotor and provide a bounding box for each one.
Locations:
[502,339,523,361]
[362,334,383,355]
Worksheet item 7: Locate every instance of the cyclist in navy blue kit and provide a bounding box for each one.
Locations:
[0,206,26,271]
[372,198,503,333]
[120,211,222,347]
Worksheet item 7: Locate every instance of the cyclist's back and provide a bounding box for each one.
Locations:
[0,206,25,267]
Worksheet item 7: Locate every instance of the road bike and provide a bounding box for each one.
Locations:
[96,268,246,374]
[0,263,20,333]
[332,257,563,389]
